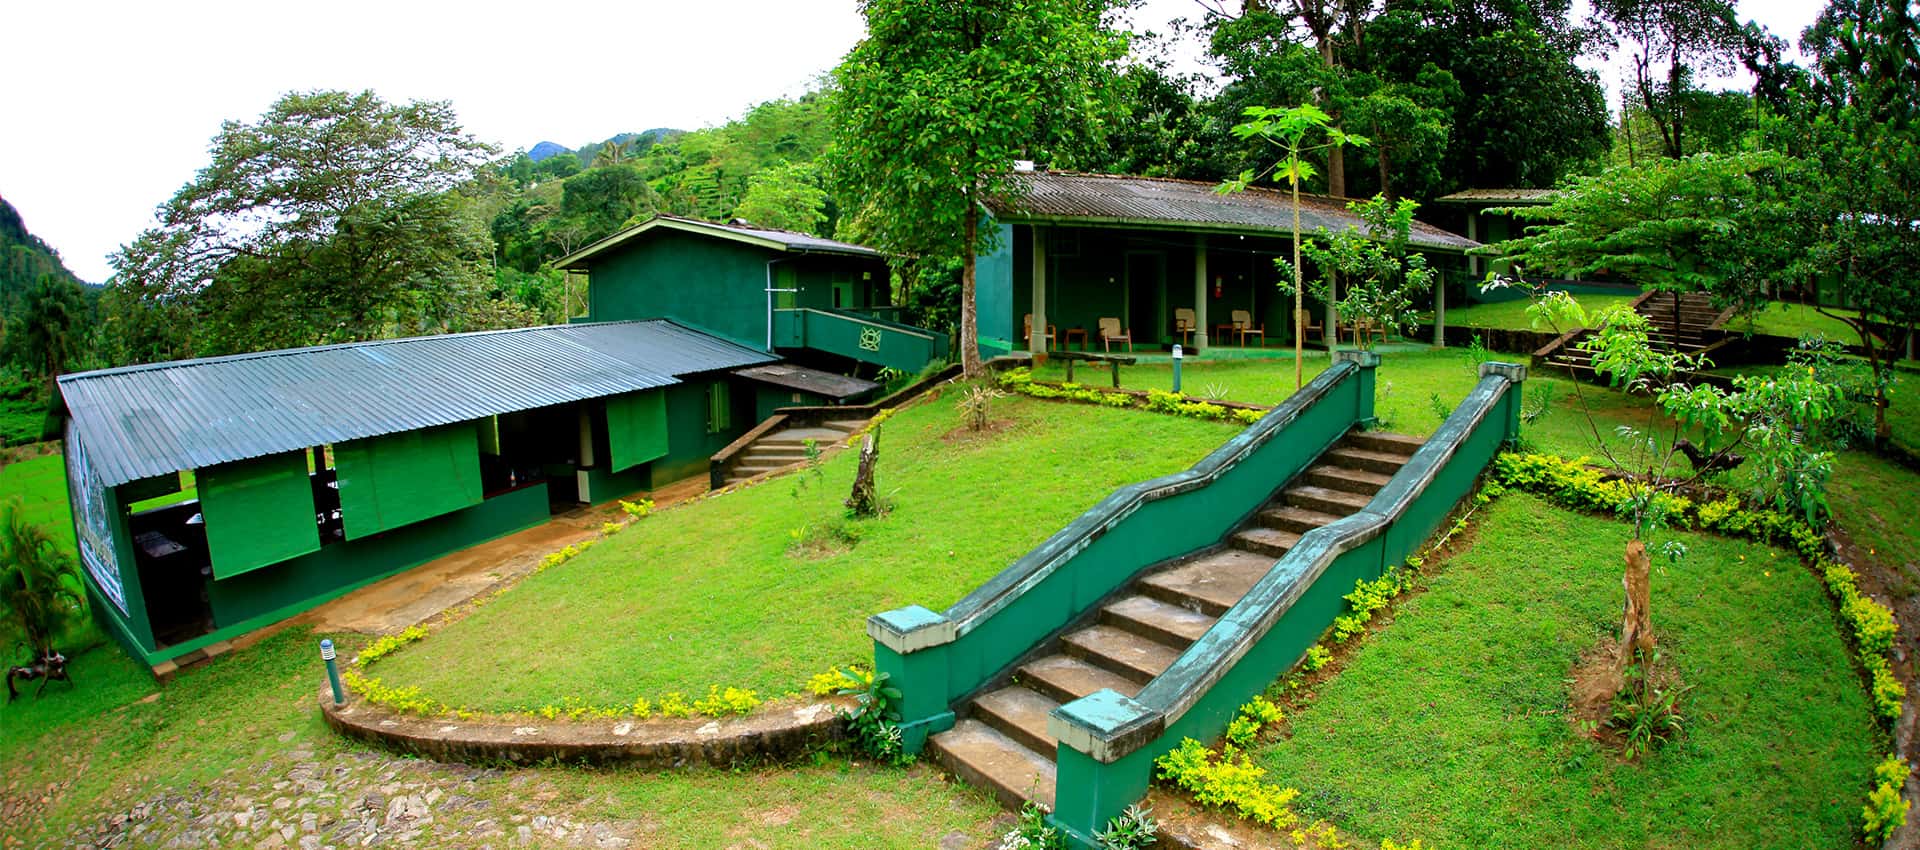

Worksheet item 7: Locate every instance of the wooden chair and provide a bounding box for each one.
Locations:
[1301,310,1325,343]
[1174,308,1196,346]
[1098,317,1133,352]
[1231,309,1265,347]
[1023,313,1057,351]
[1348,318,1388,347]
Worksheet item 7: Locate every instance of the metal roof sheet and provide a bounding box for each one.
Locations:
[59,320,775,487]
[987,172,1479,252]
[1434,188,1561,204]
[556,214,883,269]
[733,364,881,400]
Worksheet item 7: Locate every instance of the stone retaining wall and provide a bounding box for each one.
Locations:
[321,688,856,768]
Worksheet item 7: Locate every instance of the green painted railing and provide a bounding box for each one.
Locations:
[868,353,1378,755]
[1044,361,1526,846]
[772,307,949,373]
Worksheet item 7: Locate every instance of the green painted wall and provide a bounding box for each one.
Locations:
[647,377,755,487]
[586,230,772,348]
[336,422,484,540]
[606,389,669,472]
[203,485,551,638]
[198,451,320,579]
[775,309,946,372]
[976,222,1017,356]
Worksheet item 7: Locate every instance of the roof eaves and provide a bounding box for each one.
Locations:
[989,212,1478,253]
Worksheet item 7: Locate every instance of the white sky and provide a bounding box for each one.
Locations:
[0,0,1825,283]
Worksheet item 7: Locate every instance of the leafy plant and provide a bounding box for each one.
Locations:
[959,380,1005,432]
[1155,737,1303,829]
[1606,649,1689,760]
[837,669,910,765]
[0,499,84,660]
[1864,754,1910,844]
[999,799,1063,850]
[1285,194,1438,351]
[1093,804,1158,850]
[1427,391,1451,424]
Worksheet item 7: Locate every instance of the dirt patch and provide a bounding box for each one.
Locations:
[1566,634,1686,758]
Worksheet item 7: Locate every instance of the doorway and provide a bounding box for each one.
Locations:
[1125,252,1164,346]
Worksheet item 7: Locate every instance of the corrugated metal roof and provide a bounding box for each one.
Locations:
[556,214,883,269]
[987,172,1480,252]
[1434,188,1560,204]
[59,320,775,487]
[733,364,881,400]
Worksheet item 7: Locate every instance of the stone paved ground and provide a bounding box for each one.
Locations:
[36,736,639,850]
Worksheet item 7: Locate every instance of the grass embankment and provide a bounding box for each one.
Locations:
[0,452,75,552]
[1725,302,1866,341]
[1252,493,1879,849]
[373,390,1240,712]
[1426,293,1639,331]
[0,627,1003,848]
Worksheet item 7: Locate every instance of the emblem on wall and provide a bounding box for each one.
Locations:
[859,327,883,352]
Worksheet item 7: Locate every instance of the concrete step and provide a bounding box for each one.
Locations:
[929,719,1056,811]
[1323,446,1410,475]
[1018,653,1143,704]
[824,419,868,433]
[1231,526,1300,557]
[1101,595,1216,648]
[760,426,852,445]
[972,685,1060,756]
[1139,549,1272,616]
[1257,505,1345,534]
[1304,464,1393,495]
[1062,624,1182,684]
[744,445,808,459]
[1343,431,1424,457]
[1284,484,1371,515]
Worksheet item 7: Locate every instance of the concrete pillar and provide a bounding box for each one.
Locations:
[1434,271,1447,347]
[1031,226,1048,355]
[1194,234,1209,350]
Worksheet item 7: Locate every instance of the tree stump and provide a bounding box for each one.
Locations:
[845,431,881,517]
[1616,539,1655,672]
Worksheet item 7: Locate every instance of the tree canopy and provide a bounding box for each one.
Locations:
[828,0,1127,376]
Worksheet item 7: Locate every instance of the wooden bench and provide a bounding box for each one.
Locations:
[1050,350,1138,388]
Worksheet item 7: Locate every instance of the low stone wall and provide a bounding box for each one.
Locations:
[321,688,855,768]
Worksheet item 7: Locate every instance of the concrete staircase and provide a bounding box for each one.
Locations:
[1538,290,1724,380]
[722,419,866,486]
[927,428,1424,810]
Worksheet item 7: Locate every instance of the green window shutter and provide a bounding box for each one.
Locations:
[334,422,484,540]
[707,382,732,434]
[199,451,320,579]
[606,390,669,472]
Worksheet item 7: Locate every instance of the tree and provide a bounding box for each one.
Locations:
[1225,103,1369,388]
[828,0,1127,378]
[1778,0,1920,442]
[1591,0,1747,159]
[4,274,90,385]
[734,162,829,235]
[1291,194,1437,351]
[109,90,497,358]
[1483,151,1792,322]
[0,500,85,661]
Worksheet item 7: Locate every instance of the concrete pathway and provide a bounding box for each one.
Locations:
[289,476,709,636]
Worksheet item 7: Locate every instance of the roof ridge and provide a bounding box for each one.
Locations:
[1026,170,1360,205]
[59,319,668,383]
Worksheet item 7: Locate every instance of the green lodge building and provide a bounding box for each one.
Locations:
[973,171,1481,357]
[60,216,949,671]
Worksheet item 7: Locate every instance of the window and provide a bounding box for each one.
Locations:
[707,381,732,434]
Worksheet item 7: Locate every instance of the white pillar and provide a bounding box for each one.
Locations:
[1194,234,1209,350]
[1030,226,1048,355]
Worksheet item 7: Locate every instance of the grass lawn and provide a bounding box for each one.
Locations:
[1725,302,1867,342]
[1830,452,1920,596]
[0,452,76,553]
[373,390,1241,711]
[1425,293,1640,331]
[0,627,1002,848]
[1253,493,1880,849]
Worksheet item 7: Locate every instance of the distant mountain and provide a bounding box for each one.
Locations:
[0,196,88,310]
[526,141,570,162]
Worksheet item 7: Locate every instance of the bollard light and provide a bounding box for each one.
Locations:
[1171,344,1184,394]
[320,639,344,706]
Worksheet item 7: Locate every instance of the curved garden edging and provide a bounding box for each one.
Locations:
[321,688,856,767]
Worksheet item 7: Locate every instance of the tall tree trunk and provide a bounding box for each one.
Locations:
[846,431,881,517]
[960,210,984,379]
[1616,539,1655,674]
[1377,149,1392,201]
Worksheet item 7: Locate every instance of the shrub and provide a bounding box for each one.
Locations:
[1155,738,1302,829]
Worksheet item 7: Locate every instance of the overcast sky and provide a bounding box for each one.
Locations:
[1,0,1825,283]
